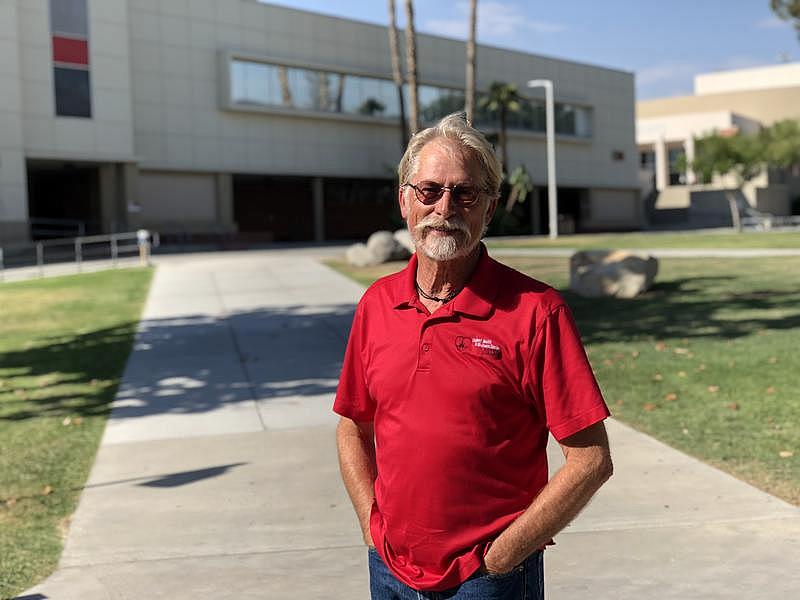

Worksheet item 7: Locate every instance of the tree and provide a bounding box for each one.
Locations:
[762,119,800,173]
[387,0,409,148]
[404,0,420,134]
[479,81,522,173]
[770,0,800,39]
[506,165,533,212]
[358,98,386,116]
[679,125,770,231]
[278,66,292,107]
[464,0,478,124]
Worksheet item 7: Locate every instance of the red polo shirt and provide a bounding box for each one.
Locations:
[333,245,609,591]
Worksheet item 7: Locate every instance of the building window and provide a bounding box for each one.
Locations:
[668,148,685,185]
[54,67,91,117]
[50,0,88,36]
[228,58,593,138]
[640,150,655,169]
[49,0,91,118]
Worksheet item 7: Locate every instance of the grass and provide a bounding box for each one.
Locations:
[325,255,800,505]
[0,268,153,600]
[486,230,800,250]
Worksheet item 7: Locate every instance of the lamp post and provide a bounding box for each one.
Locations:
[527,79,558,239]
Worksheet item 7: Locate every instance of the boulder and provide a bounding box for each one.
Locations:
[366,230,398,263]
[393,228,415,255]
[570,250,658,299]
[345,243,378,267]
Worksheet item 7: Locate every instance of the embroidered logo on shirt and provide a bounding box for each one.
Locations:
[454,336,502,359]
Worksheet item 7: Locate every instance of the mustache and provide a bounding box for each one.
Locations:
[413,215,470,236]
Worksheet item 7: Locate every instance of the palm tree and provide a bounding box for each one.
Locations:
[479,81,522,173]
[387,0,408,148]
[404,0,419,134]
[464,0,478,124]
[278,66,292,107]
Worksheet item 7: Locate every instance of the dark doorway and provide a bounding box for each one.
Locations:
[537,187,589,235]
[324,178,397,240]
[233,175,314,242]
[27,160,101,238]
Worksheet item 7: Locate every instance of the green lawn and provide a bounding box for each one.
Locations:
[0,268,153,600]
[486,230,800,249]
[326,255,800,505]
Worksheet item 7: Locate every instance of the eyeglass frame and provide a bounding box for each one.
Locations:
[401,181,486,207]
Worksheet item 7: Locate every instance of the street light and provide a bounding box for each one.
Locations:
[527,79,558,239]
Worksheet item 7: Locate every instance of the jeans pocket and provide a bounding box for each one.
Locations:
[483,563,524,581]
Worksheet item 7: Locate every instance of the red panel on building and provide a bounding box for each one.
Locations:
[52,36,89,66]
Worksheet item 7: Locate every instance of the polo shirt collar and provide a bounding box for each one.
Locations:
[392,244,497,319]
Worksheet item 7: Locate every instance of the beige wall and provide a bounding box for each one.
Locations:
[128,0,638,192]
[136,171,218,228]
[695,63,800,96]
[637,86,800,126]
[0,0,28,240]
[18,0,136,161]
[586,188,640,229]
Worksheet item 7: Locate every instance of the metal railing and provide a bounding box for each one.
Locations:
[0,230,159,282]
[741,214,800,230]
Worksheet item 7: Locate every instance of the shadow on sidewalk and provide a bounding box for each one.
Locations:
[0,303,356,422]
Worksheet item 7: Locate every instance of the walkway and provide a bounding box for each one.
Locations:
[18,249,800,599]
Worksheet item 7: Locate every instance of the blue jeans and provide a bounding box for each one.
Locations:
[368,547,544,600]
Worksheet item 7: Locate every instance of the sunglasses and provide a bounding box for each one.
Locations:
[402,181,483,207]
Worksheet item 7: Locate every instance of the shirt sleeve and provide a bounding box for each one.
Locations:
[528,304,610,441]
[333,300,376,422]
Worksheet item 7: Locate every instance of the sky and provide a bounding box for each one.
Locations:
[260,0,800,100]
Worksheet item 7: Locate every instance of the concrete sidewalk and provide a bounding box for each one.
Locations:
[19,250,800,599]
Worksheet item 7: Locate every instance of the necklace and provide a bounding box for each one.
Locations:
[415,281,460,303]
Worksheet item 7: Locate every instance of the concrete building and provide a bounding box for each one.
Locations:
[0,0,640,244]
[637,63,800,227]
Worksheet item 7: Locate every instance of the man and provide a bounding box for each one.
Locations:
[334,112,612,599]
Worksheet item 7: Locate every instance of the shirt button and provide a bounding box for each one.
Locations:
[422,343,431,352]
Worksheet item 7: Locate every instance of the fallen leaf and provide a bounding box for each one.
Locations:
[643,403,658,411]
[74,417,83,425]
[654,342,667,352]
[5,497,17,508]
[687,352,695,358]
[681,338,689,345]
[779,450,794,458]
[697,364,707,371]
[728,402,740,411]
[664,393,678,402]
[766,387,776,394]
[673,347,690,355]
[768,357,778,364]
[615,399,624,406]
[603,359,613,366]
[631,351,640,359]
[678,371,687,378]
[652,373,663,381]
[62,417,72,426]
[42,485,53,496]
[682,428,689,435]
[708,385,720,393]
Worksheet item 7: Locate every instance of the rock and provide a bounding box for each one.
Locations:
[345,243,378,267]
[393,228,415,255]
[366,231,397,263]
[569,250,658,298]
